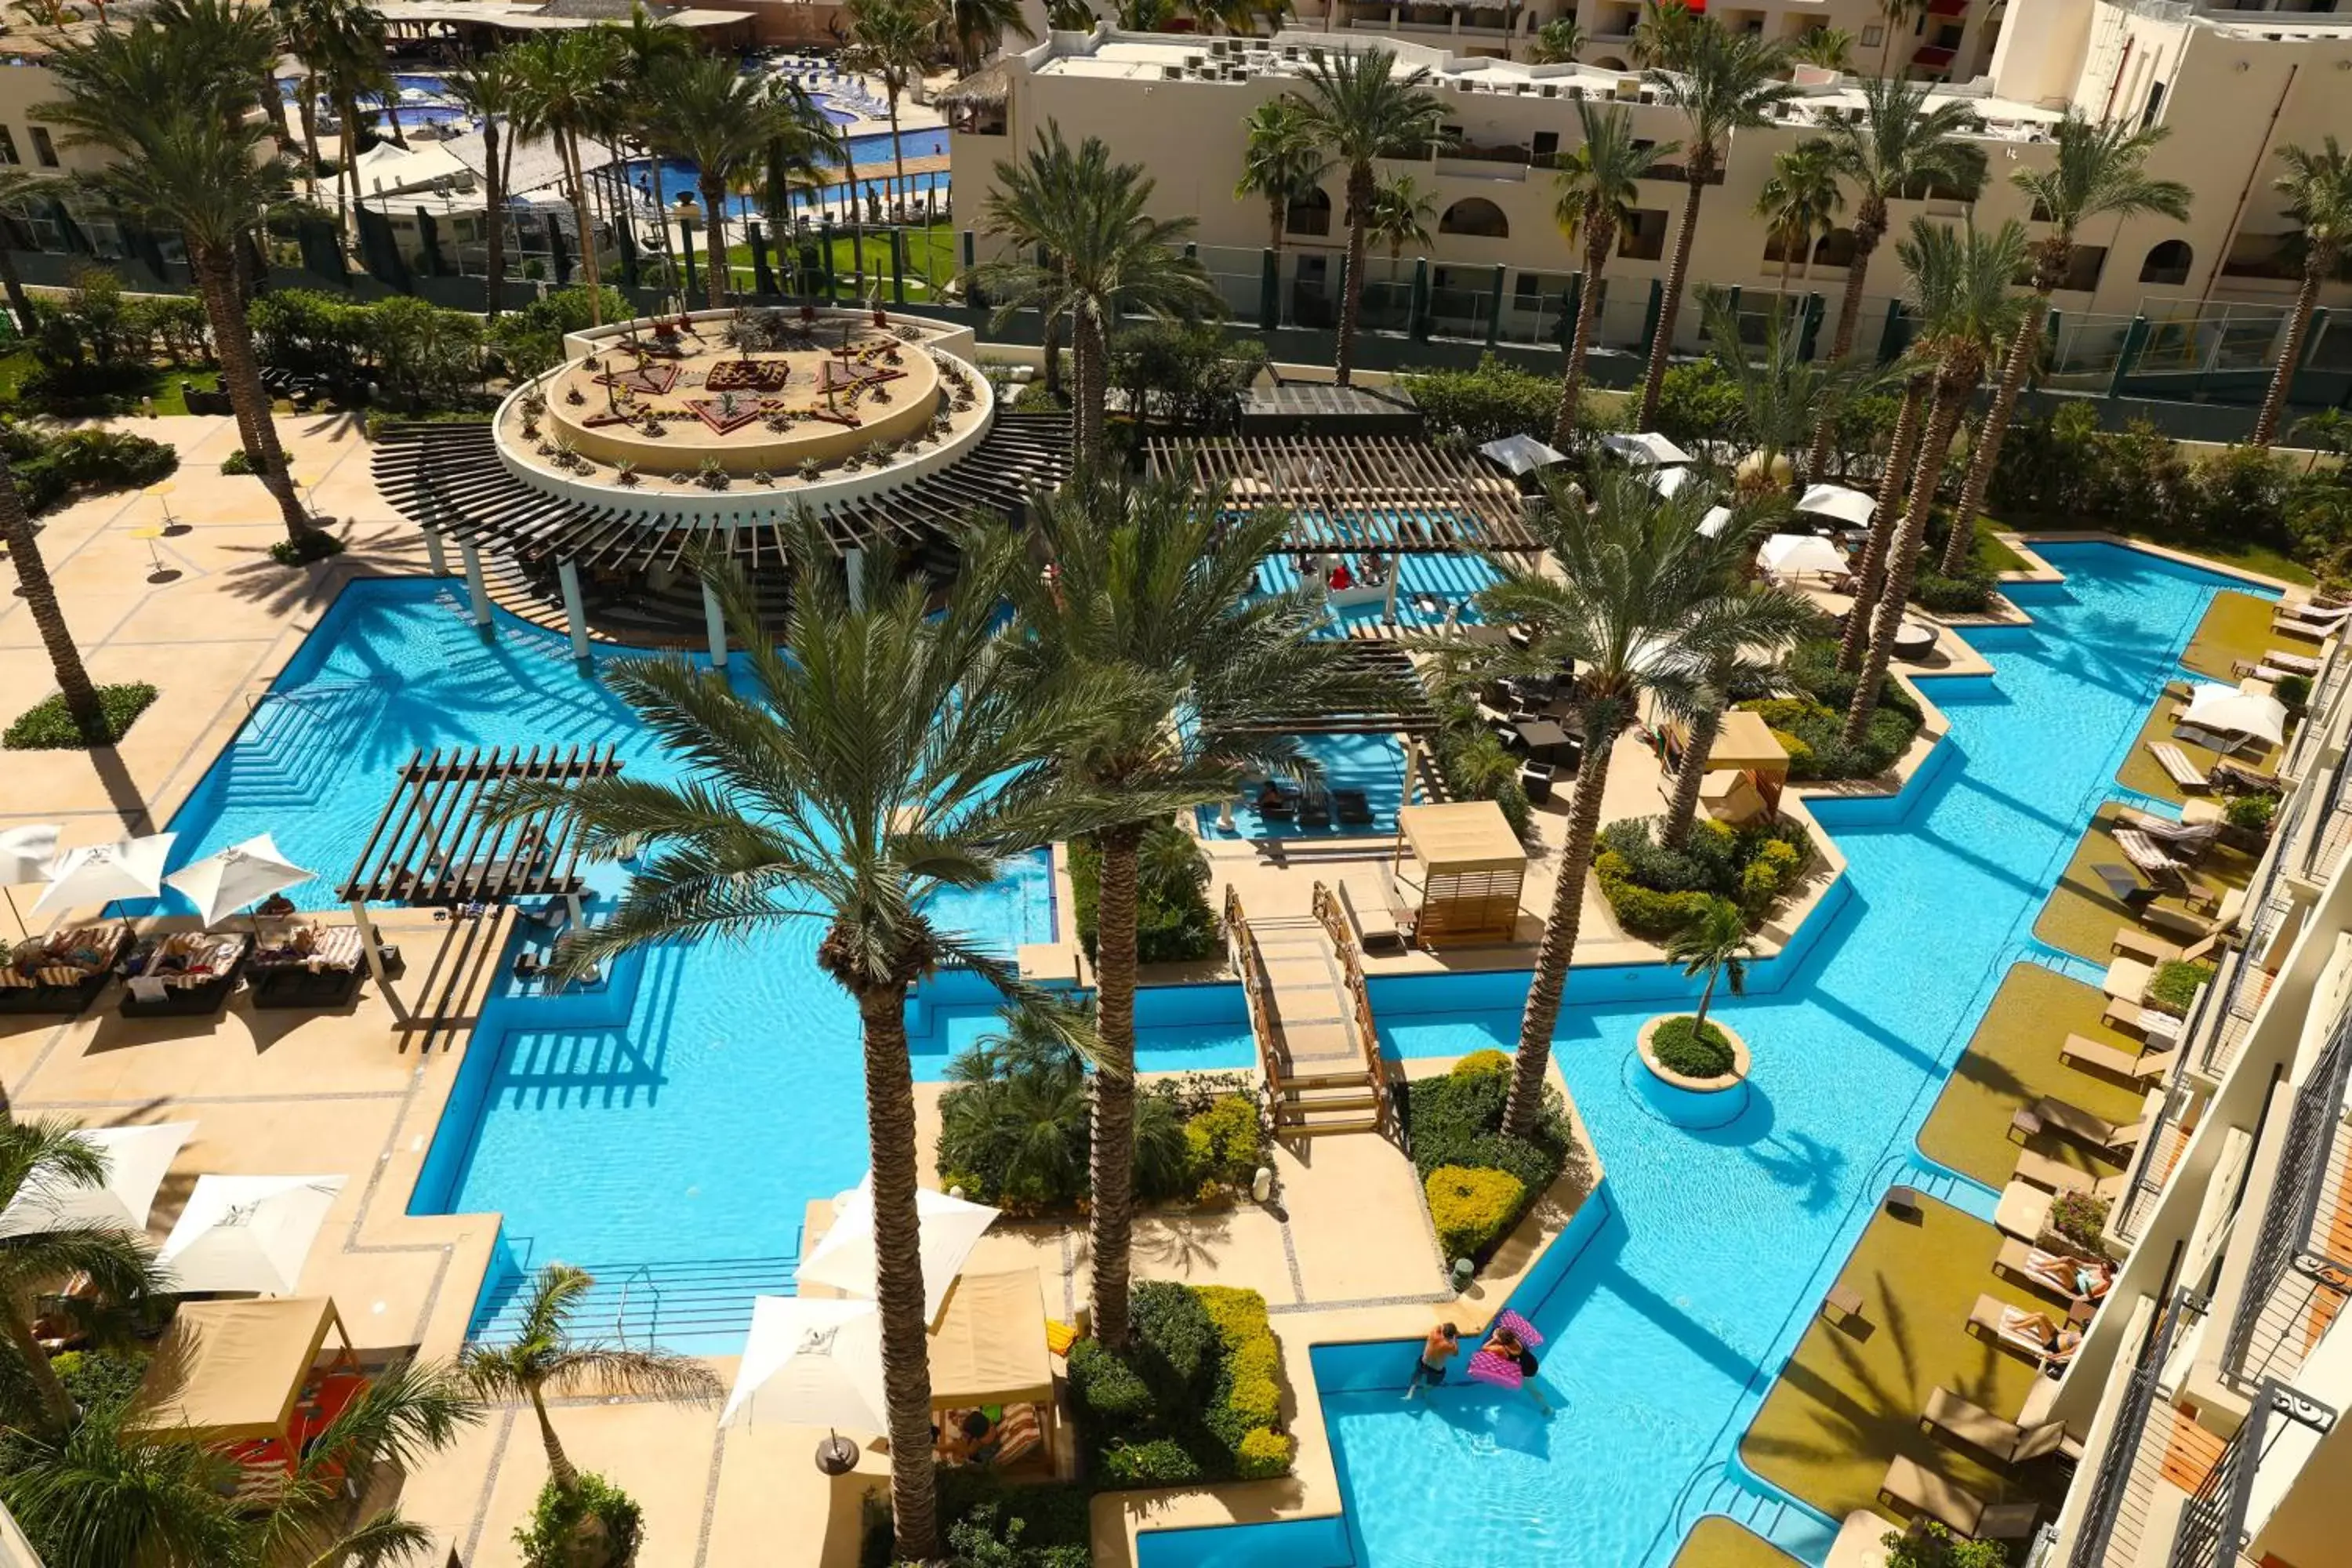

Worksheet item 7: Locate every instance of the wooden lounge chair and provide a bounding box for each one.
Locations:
[2261,649,2322,677]
[2060,1031,2176,1084]
[0,926,126,1015]
[2029,1095,2147,1156]
[1338,879,1405,956]
[1994,1239,2096,1305]
[2109,927,2220,966]
[2146,742,2209,791]
[1877,1455,2040,1540]
[1921,1387,2075,1466]
[2012,1147,2128,1199]
[1967,1293,2082,1370]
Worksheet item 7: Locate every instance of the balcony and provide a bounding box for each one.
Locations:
[2166,1380,2339,1568]
[2067,1289,2208,1568]
[2114,1073,2200,1245]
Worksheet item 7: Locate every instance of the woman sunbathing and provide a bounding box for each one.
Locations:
[2005,1308,2084,1371]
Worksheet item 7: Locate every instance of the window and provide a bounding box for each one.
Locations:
[0,128,16,166]
[1618,208,1668,261]
[30,126,56,169]
[1515,270,1569,304]
[1284,187,1332,238]
[1861,24,1885,45]
[1532,131,1559,161]
[1439,198,1509,239]
[2058,245,2107,292]
[1934,22,1962,45]
[1813,228,1857,269]
[2139,239,2194,287]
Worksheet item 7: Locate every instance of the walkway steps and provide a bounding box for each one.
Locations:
[469,1250,799,1348]
[1686,1466,1839,1564]
[1225,888,1388,1138]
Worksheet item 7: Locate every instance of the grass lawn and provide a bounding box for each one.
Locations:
[1967,517,2031,576]
[1994,507,2314,586]
[1915,963,2145,1191]
[1740,1196,2065,1530]
[2180,590,2287,682]
[719,221,958,303]
[1670,1518,1800,1568]
[0,345,222,416]
[2035,802,2257,962]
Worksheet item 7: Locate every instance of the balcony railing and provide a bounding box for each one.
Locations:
[2167,1380,2339,1568]
[2219,1006,2352,1387]
[2114,1068,2199,1244]
[2194,794,2310,1080]
[2069,1287,2203,1568]
[2282,637,2350,780]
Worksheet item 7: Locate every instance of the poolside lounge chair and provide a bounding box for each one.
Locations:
[1994,1240,2099,1305]
[1334,789,1374,827]
[1877,1455,2040,1540]
[120,931,251,1018]
[1298,792,1333,829]
[2111,829,2191,890]
[1967,1294,2082,1371]
[2100,955,2154,1002]
[2260,649,2323,677]
[2029,1095,2147,1156]
[248,924,371,1010]
[2172,720,2267,759]
[2109,927,2220,967]
[1994,1181,2052,1242]
[2209,760,2281,795]
[2012,1147,2129,1199]
[0,926,126,1014]
[1338,878,1406,955]
[2115,810,2223,858]
[2060,1031,2177,1084]
[2272,603,2350,640]
[1921,1387,2075,1466]
[2089,862,2158,909]
[2146,743,2209,792]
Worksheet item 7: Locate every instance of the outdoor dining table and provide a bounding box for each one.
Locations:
[1516,720,1573,763]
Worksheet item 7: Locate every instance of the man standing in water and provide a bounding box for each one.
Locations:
[1405,1322,1459,1399]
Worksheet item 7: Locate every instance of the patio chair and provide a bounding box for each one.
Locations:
[1519,761,1554,806]
[2028,1095,2147,1156]
[2109,927,2220,967]
[1877,1455,2040,1540]
[0,926,127,1015]
[2209,760,2281,795]
[1922,1388,2075,1467]
[2262,649,2322,677]
[1338,878,1405,955]
[2140,890,2244,945]
[2272,604,2349,640]
[2146,742,2209,792]
[1966,1294,2081,1371]
[2011,1146,2129,1200]
[2172,720,2264,758]
[2059,1030,2177,1084]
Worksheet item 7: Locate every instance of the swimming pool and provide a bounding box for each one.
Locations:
[1197,731,1409,842]
[1298,543,2259,1567]
[624,127,954,220]
[1254,553,1499,633]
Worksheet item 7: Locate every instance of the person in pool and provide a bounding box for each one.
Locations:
[1403,1322,1458,1399]
[1488,1325,1553,1414]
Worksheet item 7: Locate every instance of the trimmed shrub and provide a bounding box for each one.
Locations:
[2148,958,2215,1017]
[2048,1190,2111,1254]
[1912,572,1996,615]
[1069,822,1218,965]
[1181,1093,1265,1199]
[220,447,256,476]
[1401,354,1560,445]
[1095,1437,1203,1488]
[1395,1055,1577,1279]
[1650,1015,1734,1078]
[514,1471,644,1568]
[3,423,179,514]
[2225,793,2279,833]
[1426,1163,1526,1263]
[1594,816,1813,934]
[2277,673,2312,710]
[4,682,157,750]
[1598,852,1733,939]
[1069,1281,1293,1491]
[1881,1521,2013,1568]
[1452,1048,1512,1079]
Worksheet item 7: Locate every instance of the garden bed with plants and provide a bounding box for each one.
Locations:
[1646,1015,1739,1081]
[1068,824,1220,967]
[1735,635,1928,784]
[1397,1050,1579,1271]
[1066,1280,1295,1490]
[860,1471,1093,1568]
[1592,815,1812,941]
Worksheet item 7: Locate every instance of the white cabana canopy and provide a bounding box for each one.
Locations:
[0,1120,194,1240]
[165,835,315,927]
[1602,431,1693,466]
[1795,483,1879,528]
[1759,533,1849,579]
[1646,464,1695,498]
[720,1295,887,1432]
[798,1174,1000,1325]
[0,823,61,937]
[2183,683,2289,747]
[158,1174,347,1296]
[1698,505,1733,539]
[29,833,176,922]
[1478,434,1569,476]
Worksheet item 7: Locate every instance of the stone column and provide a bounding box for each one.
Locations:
[459,542,492,631]
[557,559,591,663]
[704,576,730,669]
[422,527,449,576]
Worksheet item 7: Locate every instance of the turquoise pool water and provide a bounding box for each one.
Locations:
[1253,553,1499,631]
[1198,731,1410,841]
[1305,543,2258,1568]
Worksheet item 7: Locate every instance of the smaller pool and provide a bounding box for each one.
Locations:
[1199,731,1409,841]
[1255,553,1497,633]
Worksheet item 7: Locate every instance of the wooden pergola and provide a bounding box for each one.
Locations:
[1145,435,1537,555]
[1198,643,1439,736]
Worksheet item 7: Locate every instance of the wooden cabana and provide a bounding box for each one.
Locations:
[1699,709,1791,822]
[125,1298,362,1472]
[1394,801,1526,947]
[929,1267,1060,1474]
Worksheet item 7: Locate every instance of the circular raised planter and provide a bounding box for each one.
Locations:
[1635,1015,1753,1130]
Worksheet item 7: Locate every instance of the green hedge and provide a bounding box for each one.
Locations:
[1401,354,1565,445]
[2,424,179,514]
[1738,692,1916,782]
[3,683,156,750]
[1069,822,1219,966]
[1395,1051,1576,1273]
[1426,1163,1526,1263]
[1912,572,1997,615]
[1650,1015,1734,1077]
[865,1473,1092,1568]
[1594,816,1813,935]
[1067,1281,1294,1490]
[2148,959,2215,1017]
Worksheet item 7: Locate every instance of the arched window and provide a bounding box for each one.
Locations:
[1812,227,1857,269]
[2140,238,2194,286]
[1439,198,1508,239]
[1285,187,1332,238]
[1593,55,1628,70]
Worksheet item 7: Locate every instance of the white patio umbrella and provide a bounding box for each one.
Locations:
[1759,533,1849,579]
[1602,430,1693,466]
[2182,683,2288,748]
[0,823,61,938]
[1794,483,1879,529]
[798,1173,1000,1325]
[157,1173,347,1296]
[720,1295,888,1432]
[0,1120,194,1240]
[27,833,176,924]
[1646,464,1694,498]
[1478,433,1569,477]
[164,834,315,928]
[1697,505,1733,539]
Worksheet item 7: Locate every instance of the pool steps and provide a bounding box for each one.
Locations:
[470,1247,799,1348]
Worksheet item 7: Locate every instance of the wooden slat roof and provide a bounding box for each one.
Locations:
[1145,435,1535,554]
[339,744,621,906]
[1198,642,1439,736]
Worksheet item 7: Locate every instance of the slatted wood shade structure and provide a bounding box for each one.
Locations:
[1198,642,1439,736]
[371,414,1075,572]
[1145,435,1537,554]
[339,745,621,906]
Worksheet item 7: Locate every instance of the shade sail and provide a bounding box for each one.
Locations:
[0,824,60,886]
[1399,802,1525,874]
[1795,483,1878,528]
[0,1120,194,1240]
[165,835,316,927]
[125,1297,343,1442]
[1759,533,1848,579]
[720,1295,888,1432]
[1708,709,1792,772]
[1602,431,1693,466]
[158,1173,347,1296]
[928,1268,1054,1408]
[1478,433,1569,476]
[797,1174,1000,1326]
[29,833,175,921]
[2183,683,2288,746]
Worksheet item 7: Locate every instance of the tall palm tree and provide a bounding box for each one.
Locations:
[1639,21,1800,426]
[1788,26,1855,74]
[268,0,329,201]
[461,1264,719,1500]
[1631,0,1704,69]
[0,170,48,350]
[1529,16,1584,65]
[1236,98,1330,256]
[973,123,1218,459]
[750,79,848,295]
[1475,473,1791,1137]
[1367,171,1434,261]
[1003,476,1395,1351]
[1287,46,1446,387]
[442,53,523,318]
[1845,217,2028,744]
[1552,102,1671,446]
[2253,137,2352,448]
[1938,114,2190,572]
[1697,287,1886,496]
[510,28,625,325]
[942,0,1036,76]
[494,524,1142,1562]
[1805,74,1983,478]
[0,452,109,744]
[1755,138,1845,299]
[607,2,696,239]
[1665,898,1753,1033]
[1875,0,1928,76]
[642,55,782,310]
[1835,358,1932,672]
[844,0,934,227]
[0,1116,169,1433]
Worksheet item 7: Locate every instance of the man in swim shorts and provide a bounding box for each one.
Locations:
[1404,1322,1458,1399]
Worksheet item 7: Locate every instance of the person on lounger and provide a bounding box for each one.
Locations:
[1404,1322,1458,1399]
[1486,1325,1553,1413]
[2072,1258,2115,1311]
[2007,1310,2084,1372]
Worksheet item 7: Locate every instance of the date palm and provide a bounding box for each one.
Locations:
[1002,475,1398,1349]
[1788,26,1855,74]
[1666,898,1754,1033]
[1697,286,1886,497]
[461,1264,719,1500]
[0,170,48,353]
[750,80,848,292]
[1804,74,1984,479]
[1632,0,1704,69]
[844,0,934,227]
[1529,17,1584,65]
[1474,473,1787,1137]
[510,28,625,325]
[1875,0,1928,75]
[442,53,523,318]
[1639,21,1801,426]
[1236,98,1330,255]
[608,2,696,228]
[643,55,783,310]
[1755,138,1844,299]
[1287,46,1446,386]
[942,0,1035,76]
[2254,137,2352,448]
[1552,103,1671,446]
[492,521,1145,1560]
[1940,114,2189,572]
[1846,217,2028,744]
[1367,172,1435,260]
[1836,358,1932,672]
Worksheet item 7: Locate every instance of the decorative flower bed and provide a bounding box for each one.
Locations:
[1634,1015,1752,1130]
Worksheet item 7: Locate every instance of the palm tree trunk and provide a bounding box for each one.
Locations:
[527,1385,580,1496]
[841,143,867,292]
[195,249,310,544]
[1504,711,1621,1137]
[563,132,604,325]
[888,93,909,225]
[1845,377,1966,743]
[297,82,321,202]
[1552,233,1608,448]
[1806,216,1880,482]
[336,91,359,238]
[700,177,728,311]
[0,245,36,340]
[482,117,506,319]
[853,983,940,1563]
[1941,299,2045,576]
[1088,823,1143,1352]
[1079,309,1111,460]
[1639,171,1707,428]
[1660,695,1721,851]
[2253,261,2325,448]
[1269,199,1283,256]
[0,455,105,742]
[1691,967,1719,1033]
[1839,371,1929,672]
[1334,164,1372,387]
[1,1301,75,1434]
[1042,307,1065,401]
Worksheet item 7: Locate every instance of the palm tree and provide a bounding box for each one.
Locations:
[1287,46,1446,386]
[1046,0,1097,26]
[1697,286,1885,496]
[750,80,848,295]
[1003,476,1394,1350]
[1835,358,1932,672]
[1639,21,1801,426]
[608,2,697,241]
[1367,171,1435,261]
[1755,138,1845,299]
[1804,74,1984,479]
[442,53,523,318]
[2293,407,2352,470]
[267,0,328,201]
[1788,26,1855,74]
[1530,17,1584,65]
[493,523,1142,1561]
[973,123,1218,459]
[1474,472,1791,1137]
[642,55,782,310]
[1939,114,2190,573]
[942,0,1036,76]
[2253,137,2352,448]
[844,0,934,229]
[1845,217,2029,744]
[0,453,109,745]
[0,170,48,343]
[1552,104,1670,446]
[1875,0,1928,76]
[461,1264,720,1500]
[1631,0,1704,69]
[510,28,625,325]
[1665,898,1753,1033]
[1236,98,1330,256]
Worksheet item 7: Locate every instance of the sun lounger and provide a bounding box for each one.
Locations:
[2013,1146,2098,1195]
[1968,1293,2082,1370]
[1333,789,1374,826]
[0,926,126,1014]
[249,924,373,1010]
[2089,862,2157,909]
[2108,927,2220,966]
[120,931,251,1018]
[1877,1455,2040,1540]
[2173,720,2265,758]
[2273,604,2350,640]
[1298,792,1333,829]
[2114,810,2223,857]
[2060,1030,2176,1084]
[2030,1095,2147,1156]
[2209,761,2281,796]
[1994,1240,2091,1305]
[1922,1386,2074,1465]
[1338,878,1406,956]
[2262,649,2322,677]
[2101,956,2154,1002]
[2111,829,2190,889]
[2146,742,2209,791]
